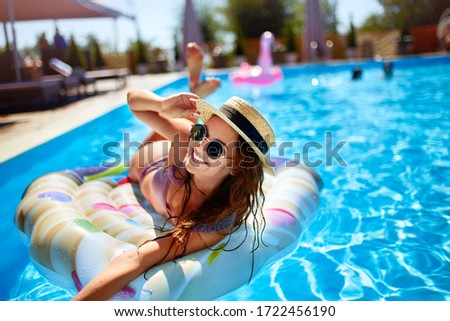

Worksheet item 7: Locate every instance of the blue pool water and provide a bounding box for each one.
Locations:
[1,55,449,301]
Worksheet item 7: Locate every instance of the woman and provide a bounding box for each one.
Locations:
[72,91,275,300]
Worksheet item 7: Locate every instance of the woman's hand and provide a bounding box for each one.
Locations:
[160,93,200,119]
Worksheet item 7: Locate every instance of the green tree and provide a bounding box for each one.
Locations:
[224,0,287,38]
[284,0,305,36]
[284,22,297,52]
[361,0,449,32]
[65,35,87,70]
[88,35,106,70]
[173,31,180,64]
[346,20,357,48]
[321,0,339,35]
[234,34,244,56]
[284,0,338,37]
[360,13,392,32]
[197,3,220,43]
[132,38,148,64]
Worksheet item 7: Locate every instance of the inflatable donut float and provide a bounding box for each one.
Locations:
[15,157,322,300]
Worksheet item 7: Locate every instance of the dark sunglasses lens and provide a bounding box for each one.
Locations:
[190,124,206,141]
[206,141,223,159]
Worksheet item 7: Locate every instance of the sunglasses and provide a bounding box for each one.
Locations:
[190,124,225,160]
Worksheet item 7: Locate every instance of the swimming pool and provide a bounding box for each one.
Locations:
[1,55,449,301]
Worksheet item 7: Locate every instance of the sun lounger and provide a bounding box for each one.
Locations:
[0,78,62,109]
[49,58,129,94]
[49,58,96,96]
[83,68,129,90]
[41,74,81,100]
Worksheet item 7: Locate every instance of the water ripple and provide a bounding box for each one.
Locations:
[9,264,72,301]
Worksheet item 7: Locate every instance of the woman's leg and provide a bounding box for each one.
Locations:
[185,42,221,99]
[139,42,221,145]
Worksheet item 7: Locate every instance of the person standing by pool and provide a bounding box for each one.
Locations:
[72,90,275,300]
[53,27,67,54]
[38,33,49,52]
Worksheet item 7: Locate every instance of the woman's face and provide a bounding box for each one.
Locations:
[185,116,239,178]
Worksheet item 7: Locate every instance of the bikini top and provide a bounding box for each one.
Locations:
[139,157,234,233]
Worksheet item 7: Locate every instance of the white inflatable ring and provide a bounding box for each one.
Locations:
[15,157,322,300]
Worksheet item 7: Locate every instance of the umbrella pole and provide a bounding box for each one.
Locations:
[182,0,205,67]
[2,22,9,49]
[7,0,22,82]
[113,17,118,53]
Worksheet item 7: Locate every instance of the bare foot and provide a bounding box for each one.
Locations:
[191,77,221,98]
[185,42,221,98]
[185,42,203,91]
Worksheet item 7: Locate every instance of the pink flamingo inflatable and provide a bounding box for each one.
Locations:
[230,31,283,85]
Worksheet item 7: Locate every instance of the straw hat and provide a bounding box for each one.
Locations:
[196,96,276,173]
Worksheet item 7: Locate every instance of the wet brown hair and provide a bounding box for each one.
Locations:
[145,137,267,279]
[175,137,265,244]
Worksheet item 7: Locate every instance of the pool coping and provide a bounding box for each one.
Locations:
[0,72,183,163]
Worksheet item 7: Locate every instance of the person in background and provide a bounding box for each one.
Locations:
[53,27,67,53]
[383,61,393,79]
[38,33,49,51]
[352,67,362,80]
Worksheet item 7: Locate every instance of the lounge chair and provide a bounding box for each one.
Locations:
[40,74,82,100]
[83,68,129,90]
[49,58,129,94]
[49,58,96,96]
[0,78,62,110]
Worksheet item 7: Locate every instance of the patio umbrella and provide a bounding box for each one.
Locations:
[181,0,205,65]
[302,0,326,62]
[437,7,450,49]
[0,0,134,81]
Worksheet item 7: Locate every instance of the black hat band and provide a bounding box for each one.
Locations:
[220,104,269,154]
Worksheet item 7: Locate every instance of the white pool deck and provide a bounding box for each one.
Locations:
[0,72,184,163]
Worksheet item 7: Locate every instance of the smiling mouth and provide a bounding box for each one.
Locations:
[191,149,206,165]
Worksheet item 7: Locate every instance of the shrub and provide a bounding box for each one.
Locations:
[65,35,87,70]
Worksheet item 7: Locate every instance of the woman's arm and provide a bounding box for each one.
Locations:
[127,90,198,140]
[72,230,226,301]
[127,90,199,166]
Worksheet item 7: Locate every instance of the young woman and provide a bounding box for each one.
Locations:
[72,90,276,300]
